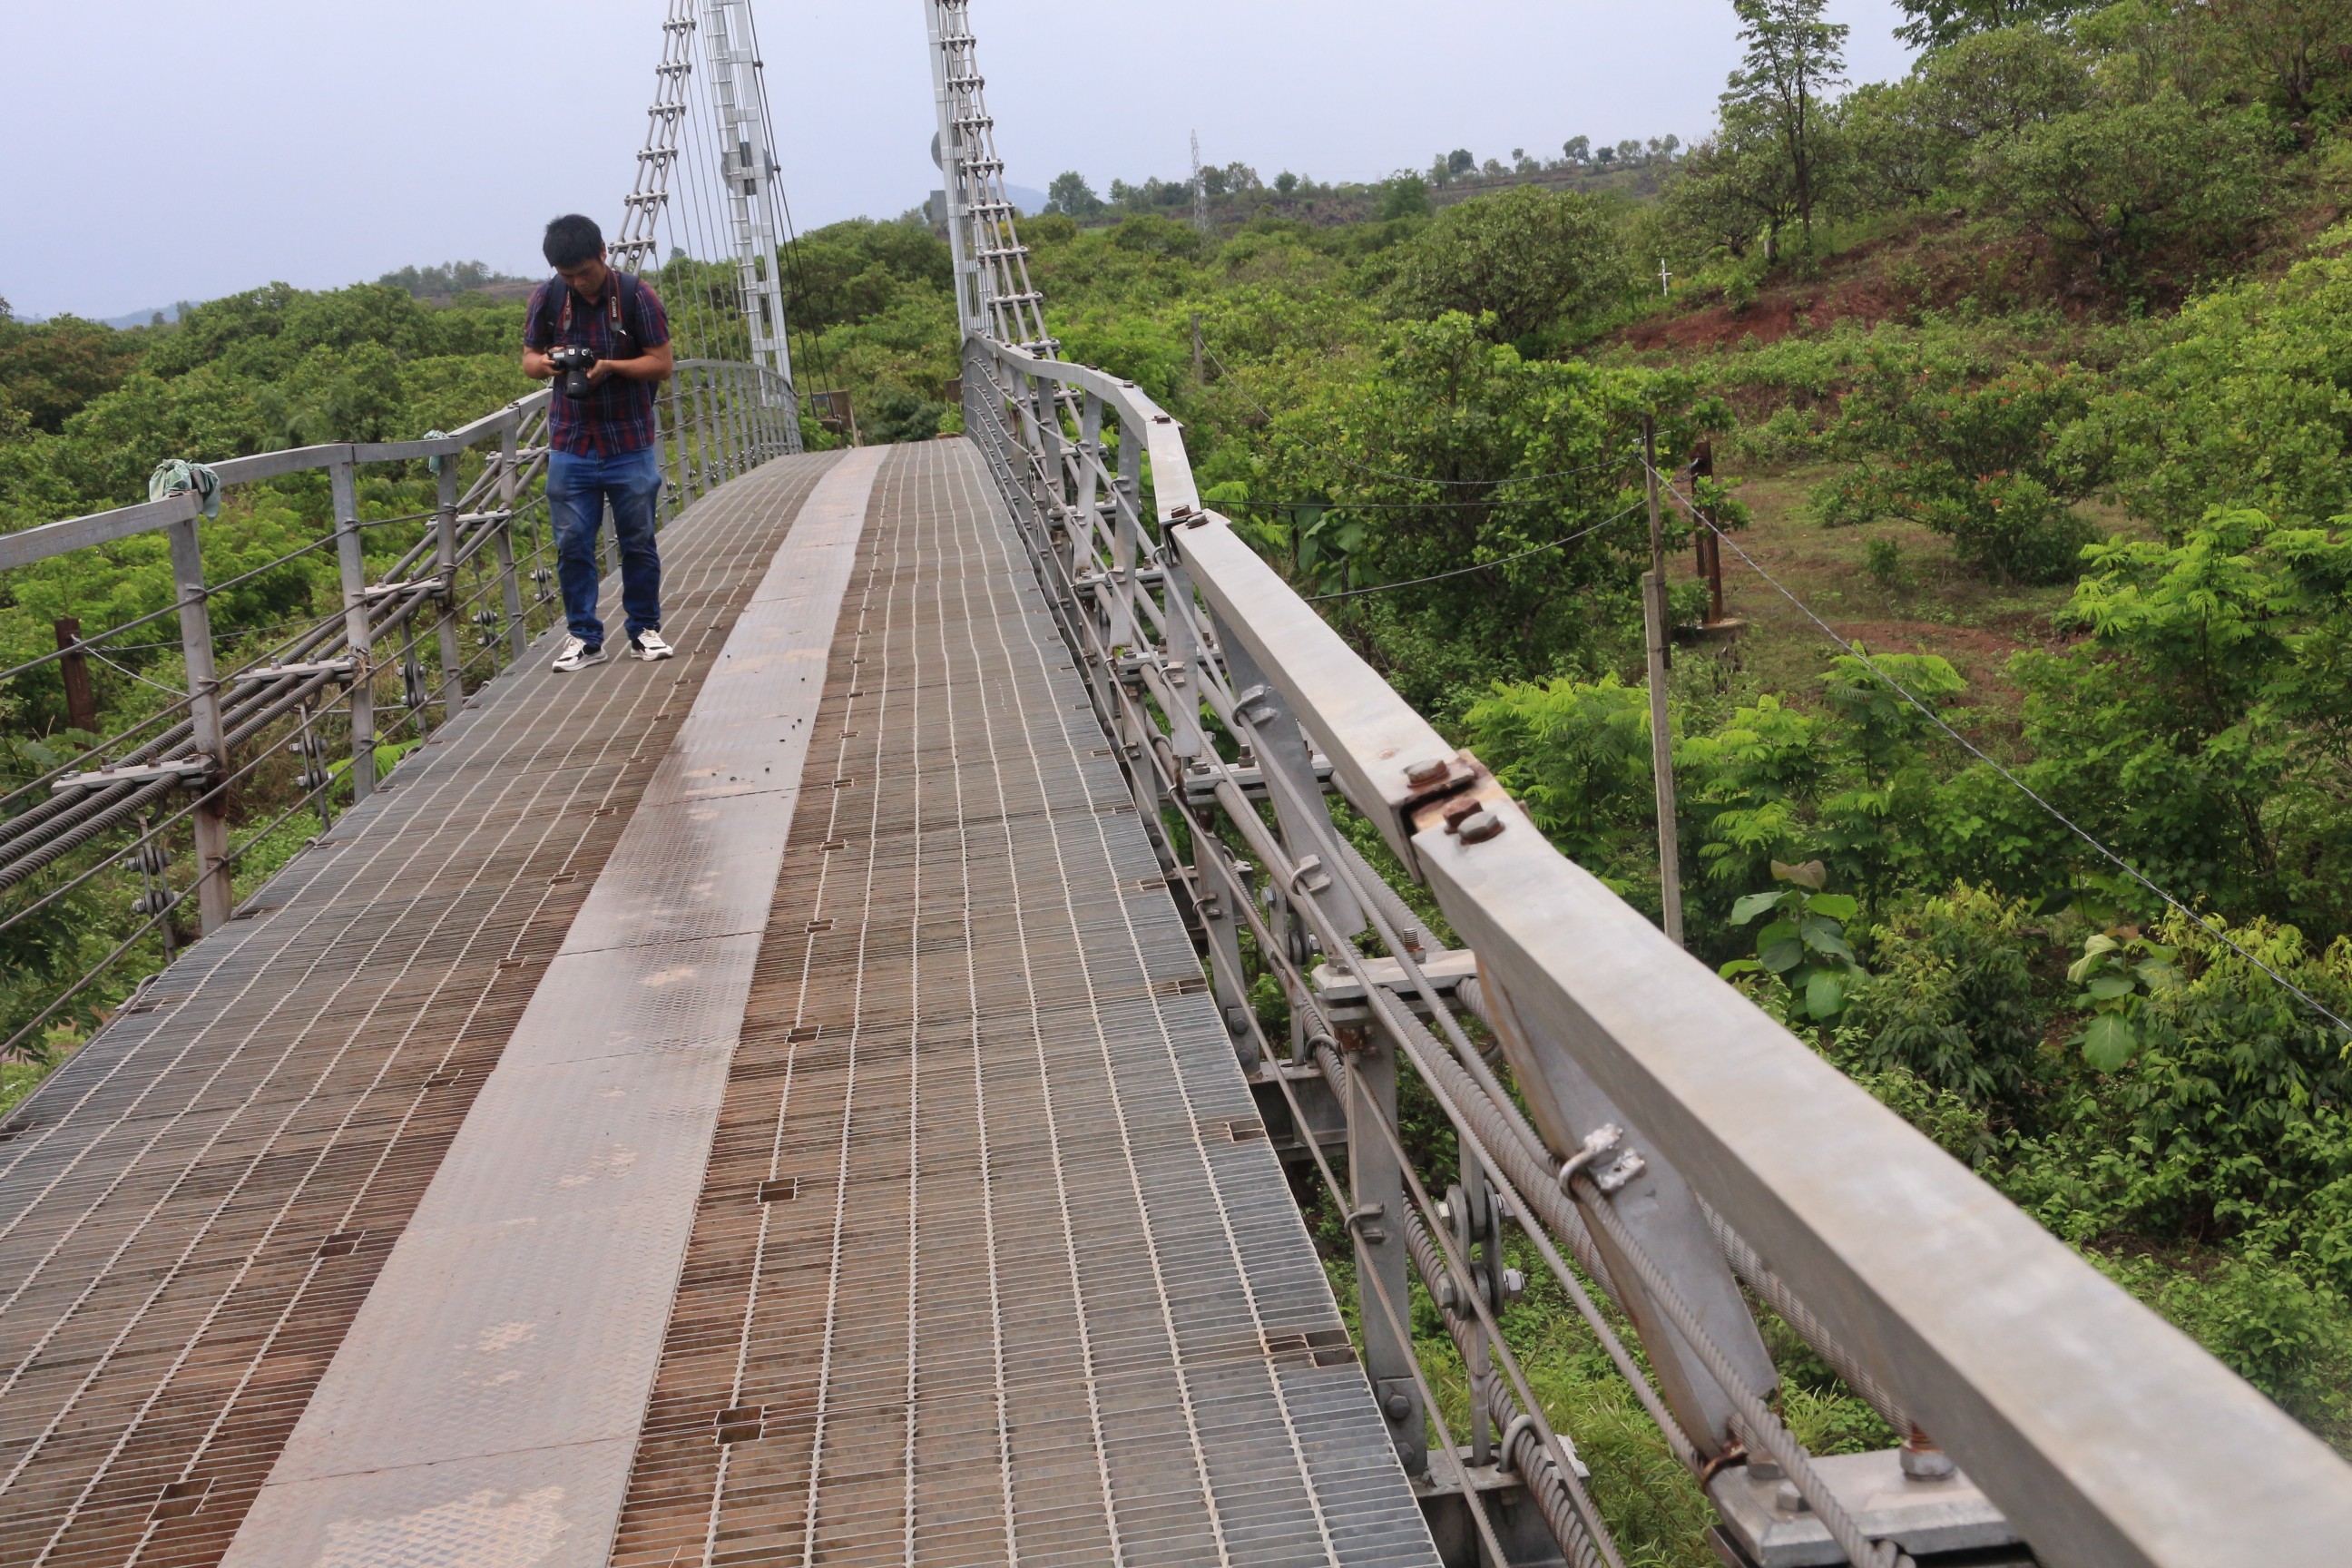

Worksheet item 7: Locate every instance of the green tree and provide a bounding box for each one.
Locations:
[1894,0,2092,52]
[1966,94,2274,290]
[0,316,145,433]
[2011,508,2352,934]
[1384,186,1628,342]
[1720,859,1868,1023]
[1723,0,1849,250]
[2063,244,2352,530]
[1046,172,1105,219]
[1661,100,1805,261]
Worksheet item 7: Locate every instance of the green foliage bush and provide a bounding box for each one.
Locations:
[1847,882,2047,1104]
[1384,186,1630,342]
[1812,344,2098,582]
[2064,238,2352,530]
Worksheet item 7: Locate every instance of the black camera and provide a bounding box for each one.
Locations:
[549,346,599,401]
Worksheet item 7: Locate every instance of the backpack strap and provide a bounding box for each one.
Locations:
[614,273,644,355]
[529,281,564,348]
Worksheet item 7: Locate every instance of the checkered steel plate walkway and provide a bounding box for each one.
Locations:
[0,452,844,1568]
[605,440,1438,1568]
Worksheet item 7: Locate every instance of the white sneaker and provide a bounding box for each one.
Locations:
[629,630,676,662]
[552,635,605,672]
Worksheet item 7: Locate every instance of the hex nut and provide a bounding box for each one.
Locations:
[1457,809,1505,844]
[1404,758,1451,789]
[1441,797,1485,834]
[1383,1392,1415,1422]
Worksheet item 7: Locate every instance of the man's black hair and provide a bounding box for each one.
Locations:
[543,215,605,270]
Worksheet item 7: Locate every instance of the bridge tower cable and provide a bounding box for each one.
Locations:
[698,0,804,452]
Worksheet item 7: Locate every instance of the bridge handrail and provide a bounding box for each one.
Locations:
[0,393,554,575]
[0,360,793,1059]
[964,331,2352,1568]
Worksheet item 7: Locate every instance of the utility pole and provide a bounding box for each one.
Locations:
[1659,257,1673,297]
[1642,417,1685,947]
[53,619,97,736]
[1691,440,1728,628]
[1191,311,1205,384]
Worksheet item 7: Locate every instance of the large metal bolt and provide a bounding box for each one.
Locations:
[1404,757,1450,789]
[1456,809,1505,844]
[1383,1392,1414,1423]
[1900,1427,1957,1480]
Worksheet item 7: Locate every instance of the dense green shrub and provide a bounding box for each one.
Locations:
[1384,186,1630,342]
[1847,883,2049,1105]
[1812,345,2098,581]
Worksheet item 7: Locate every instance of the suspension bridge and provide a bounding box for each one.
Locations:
[3,5,2350,1567]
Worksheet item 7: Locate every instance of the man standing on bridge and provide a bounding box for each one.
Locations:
[522,214,678,671]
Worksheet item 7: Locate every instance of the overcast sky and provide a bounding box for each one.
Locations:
[2,0,1915,322]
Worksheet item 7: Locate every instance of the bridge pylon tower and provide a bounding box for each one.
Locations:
[925,0,1056,356]
[700,0,803,450]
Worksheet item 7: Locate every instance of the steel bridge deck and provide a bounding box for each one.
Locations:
[0,440,1435,1567]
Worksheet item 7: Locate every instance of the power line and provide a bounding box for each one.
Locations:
[1645,464,2352,1041]
[1302,500,1646,603]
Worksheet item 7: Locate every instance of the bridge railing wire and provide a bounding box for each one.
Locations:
[961,330,2352,1568]
[0,361,789,1066]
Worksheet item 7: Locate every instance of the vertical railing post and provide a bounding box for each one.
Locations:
[666,371,691,503]
[730,364,755,472]
[707,365,733,479]
[433,450,464,724]
[332,456,377,803]
[166,514,234,934]
[648,383,670,533]
[1347,1027,1426,1478]
[495,415,530,665]
[1034,374,1066,520]
[691,365,717,490]
[1074,392,1102,568]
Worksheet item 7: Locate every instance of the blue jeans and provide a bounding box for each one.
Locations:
[547,446,662,647]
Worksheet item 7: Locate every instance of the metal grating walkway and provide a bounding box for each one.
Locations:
[0,453,841,1568]
[605,441,1435,1568]
[0,438,1437,1568]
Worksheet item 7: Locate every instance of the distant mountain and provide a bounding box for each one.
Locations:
[1006,185,1047,217]
[97,304,181,329]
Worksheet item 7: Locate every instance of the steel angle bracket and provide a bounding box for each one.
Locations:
[52,756,211,794]
[1476,964,1775,1460]
[1170,514,1479,875]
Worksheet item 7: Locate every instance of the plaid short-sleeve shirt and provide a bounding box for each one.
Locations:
[523,272,671,458]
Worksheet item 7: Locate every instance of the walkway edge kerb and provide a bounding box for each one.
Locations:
[219,447,884,1568]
